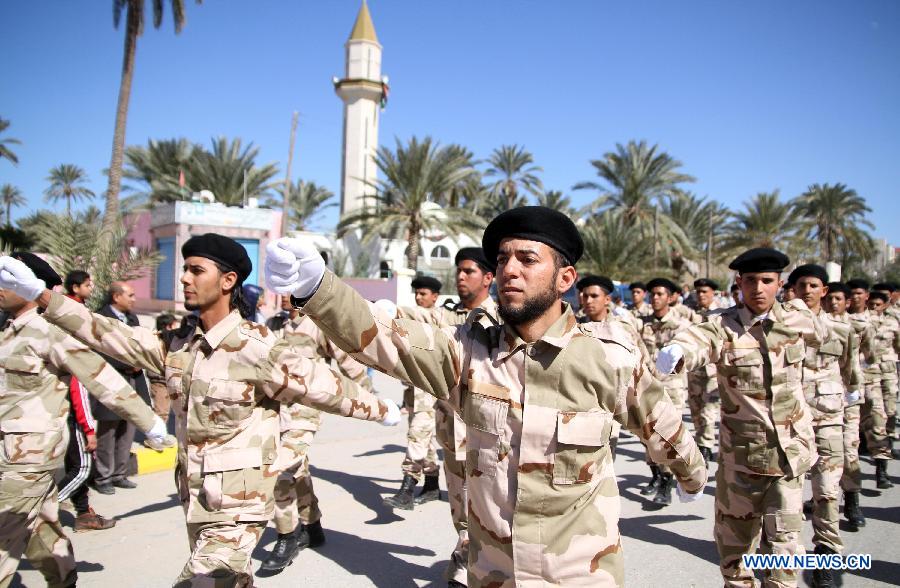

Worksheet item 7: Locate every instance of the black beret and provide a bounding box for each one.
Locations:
[728,247,789,274]
[482,206,583,267]
[869,291,889,303]
[845,278,870,291]
[646,277,678,294]
[411,276,442,293]
[694,278,720,290]
[872,282,895,293]
[11,252,61,289]
[788,264,828,286]
[182,233,252,282]
[577,275,614,294]
[629,282,646,291]
[826,282,850,297]
[455,247,495,275]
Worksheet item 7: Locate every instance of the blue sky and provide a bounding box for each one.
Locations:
[2,1,899,243]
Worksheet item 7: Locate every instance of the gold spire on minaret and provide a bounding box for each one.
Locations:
[348,0,379,44]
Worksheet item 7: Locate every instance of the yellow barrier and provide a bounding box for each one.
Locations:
[134,444,178,475]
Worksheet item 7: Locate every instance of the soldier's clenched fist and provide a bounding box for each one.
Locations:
[0,255,46,300]
[265,237,326,300]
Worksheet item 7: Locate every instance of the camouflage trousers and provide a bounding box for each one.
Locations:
[882,372,897,435]
[654,384,686,475]
[401,386,440,482]
[0,471,76,588]
[687,372,720,451]
[174,521,265,588]
[861,375,891,460]
[809,423,844,553]
[273,429,321,535]
[840,404,863,492]
[715,466,804,588]
[436,401,468,586]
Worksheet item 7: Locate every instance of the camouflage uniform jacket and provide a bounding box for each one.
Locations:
[303,271,706,586]
[629,302,652,319]
[640,310,694,388]
[671,303,701,324]
[801,310,862,426]
[42,293,388,524]
[831,311,873,406]
[689,302,723,382]
[869,311,900,370]
[1,308,155,474]
[271,313,374,434]
[672,299,827,478]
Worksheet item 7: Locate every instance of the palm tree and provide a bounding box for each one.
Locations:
[338,136,484,271]
[188,137,279,205]
[0,118,21,166]
[103,0,202,236]
[124,137,199,205]
[537,190,574,215]
[662,191,731,272]
[45,164,96,217]
[484,144,543,210]
[720,190,801,253]
[277,180,336,231]
[1,184,26,226]
[794,183,874,262]
[575,140,695,266]
[579,211,652,279]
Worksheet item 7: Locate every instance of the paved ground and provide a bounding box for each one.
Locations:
[14,372,900,587]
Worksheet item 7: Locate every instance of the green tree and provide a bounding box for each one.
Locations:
[484,144,543,210]
[124,137,199,205]
[103,0,201,236]
[537,190,574,215]
[45,164,96,217]
[188,137,279,205]
[0,118,21,166]
[721,190,801,252]
[794,182,874,262]
[662,191,731,273]
[338,136,484,271]
[1,184,27,226]
[579,211,652,279]
[275,179,336,231]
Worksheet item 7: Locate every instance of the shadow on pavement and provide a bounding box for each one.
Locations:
[619,512,719,566]
[857,504,900,525]
[253,527,440,587]
[116,493,181,519]
[840,558,900,586]
[310,464,405,525]
[353,443,406,458]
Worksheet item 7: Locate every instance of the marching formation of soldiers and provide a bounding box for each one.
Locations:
[0,204,897,587]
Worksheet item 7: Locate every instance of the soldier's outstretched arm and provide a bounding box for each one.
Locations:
[619,361,707,495]
[322,331,375,391]
[670,321,727,373]
[47,324,158,433]
[259,341,396,423]
[842,328,863,390]
[39,290,166,375]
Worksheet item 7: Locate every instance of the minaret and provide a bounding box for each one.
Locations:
[334,1,385,216]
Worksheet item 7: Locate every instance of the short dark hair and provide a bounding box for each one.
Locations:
[64,270,91,294]
[155,313,177,331]
[730,284,740,292]
[213,261,252,319]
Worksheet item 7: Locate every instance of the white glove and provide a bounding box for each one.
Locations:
[655,344,684,375]
[845,389,861,404]
[373,298,398,318]
[380,398,402,427]
[0,256,46,301]
[612,306,629,317]
[264,237,326,300]
[676,482,705,503]
[145,415,168,442]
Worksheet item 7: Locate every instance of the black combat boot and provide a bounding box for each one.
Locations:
[811,544,836,588]
[259,532,300,571]
[296,520,326,549]
[843,491,865,531]
[699,446,714,464]
[803,498,814,516]
[383,474,418,510]
[652,473,673,506]
[414,473,441,505]
[640,465,660,496]
[875,459,893,489]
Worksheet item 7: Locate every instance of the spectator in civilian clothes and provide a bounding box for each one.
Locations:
[64,270,93,304]
[90,281,149,494]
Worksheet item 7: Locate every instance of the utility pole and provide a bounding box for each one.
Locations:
[282,111,299,235]
[706,206,713,277]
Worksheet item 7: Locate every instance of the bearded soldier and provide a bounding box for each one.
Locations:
[265,206,706,588]
[0,235,399,588]
[0,252,168,588]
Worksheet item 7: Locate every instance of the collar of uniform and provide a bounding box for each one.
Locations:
[200,309,243,350]
[496,302,577,360]
[8,306,41,333]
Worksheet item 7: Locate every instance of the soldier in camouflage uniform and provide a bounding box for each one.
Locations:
[266,206,707,588]
[639,277,695,506]
[628,281,652,318]
[0,235,399,588]
[686,278,723,464]
[259,295,375,571]
[383,276,443,511]
[867,289,900,473]
[0,253,168,588]
[658,248,826,588]
[790,265,862,588]
[826,282,874,531]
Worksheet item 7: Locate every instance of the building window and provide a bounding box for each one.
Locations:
[155,237,175,300]
[431,245,450,259]
[379,261,392,279]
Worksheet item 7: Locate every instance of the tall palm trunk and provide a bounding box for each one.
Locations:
[102,1,141,240]
[66,195,71,218]
[406,221,420,271]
